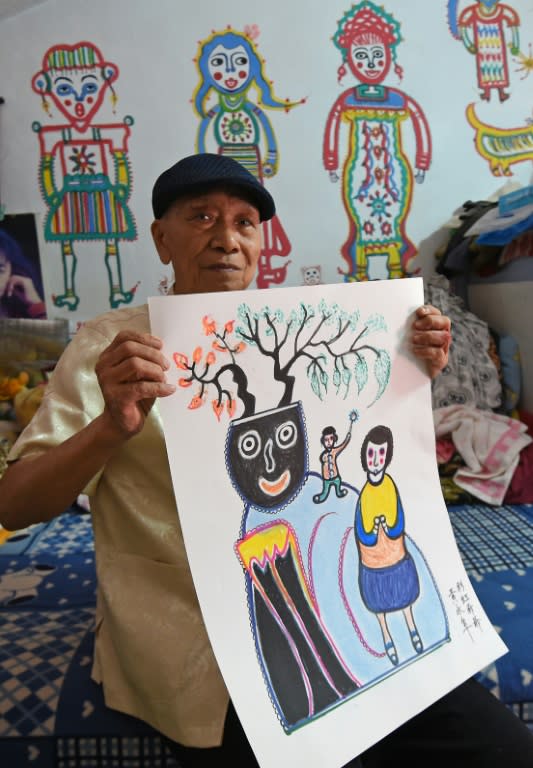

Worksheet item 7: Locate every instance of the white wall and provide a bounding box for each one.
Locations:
[0,0,532,403]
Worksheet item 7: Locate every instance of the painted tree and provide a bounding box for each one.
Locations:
[173,300,391,420]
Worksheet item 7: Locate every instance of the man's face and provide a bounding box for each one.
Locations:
[151,190,262,295]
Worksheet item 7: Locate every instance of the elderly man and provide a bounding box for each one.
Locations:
[0,153,531,767]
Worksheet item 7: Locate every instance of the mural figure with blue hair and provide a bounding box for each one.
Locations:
[192,26,305,289]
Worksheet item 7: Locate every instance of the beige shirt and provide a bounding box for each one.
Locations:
[8,304,229,747]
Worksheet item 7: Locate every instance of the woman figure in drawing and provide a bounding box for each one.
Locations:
[192,26,304,288]
[323,2,431,281]
[354,425,423,666]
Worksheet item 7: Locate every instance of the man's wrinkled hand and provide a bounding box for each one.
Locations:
[411,304,452,379]
[95,331,176,438]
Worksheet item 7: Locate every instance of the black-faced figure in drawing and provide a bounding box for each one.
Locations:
[313,410,358,504]
[226,401,307,510]
[230,400,360,731]
[353,425,423,666]
[179,302,390,730]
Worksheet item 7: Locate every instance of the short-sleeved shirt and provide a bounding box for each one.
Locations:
[8,304,229,747]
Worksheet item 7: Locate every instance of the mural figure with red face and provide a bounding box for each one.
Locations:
[448,0,520,102]
[31,42,137,311]
[192,27,304,289]
[323,2,431,281]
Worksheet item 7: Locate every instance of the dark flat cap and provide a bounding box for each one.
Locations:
[151,153,276,222]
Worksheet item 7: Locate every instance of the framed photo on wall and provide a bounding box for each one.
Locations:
[0,213,46,320]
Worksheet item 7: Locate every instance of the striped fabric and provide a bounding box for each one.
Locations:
[449,503,533,574]
[46,45,99,71]
[45,176,135,240]
[219,144,261,179]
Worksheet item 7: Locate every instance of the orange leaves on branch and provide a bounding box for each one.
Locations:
[202,315,217,335]
[173,352,188,370]
[212,399,224,421]
[178,316,244,421]
[188,394,204,410]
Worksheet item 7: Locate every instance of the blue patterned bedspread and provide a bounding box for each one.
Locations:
[0,509,179,767]
[448,502,533,727]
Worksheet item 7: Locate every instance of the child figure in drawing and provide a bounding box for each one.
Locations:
[313,410,358,504]
[354,425,423,666]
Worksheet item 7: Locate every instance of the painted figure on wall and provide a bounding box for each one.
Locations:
[192,26,305,289]
[448,0,520,102]
[354,425,423,667]
[301,265,322,286]
[465,102,533,176]
[31,42,137,311]
[323,2,432,282]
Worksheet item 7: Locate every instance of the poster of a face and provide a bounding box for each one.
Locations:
[0,214,46,320]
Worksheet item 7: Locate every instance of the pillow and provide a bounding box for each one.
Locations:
[425,274,502,411]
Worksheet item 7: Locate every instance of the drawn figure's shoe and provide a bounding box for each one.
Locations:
[336,489,348,498]
[53,291,80,310]
[410,629,423,654]
[110,290,134,308]
[313,494,326,504]
[385,641,398,666]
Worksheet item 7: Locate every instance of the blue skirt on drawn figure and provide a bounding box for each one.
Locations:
[237,476,449,733]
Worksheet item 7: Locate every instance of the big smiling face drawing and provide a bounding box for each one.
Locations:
[226,402,308,510]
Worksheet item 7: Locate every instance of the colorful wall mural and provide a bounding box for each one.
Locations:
[0,0,528,329]
[192,26,305,289]
[323,3,432,283]
[31,42,137,311]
